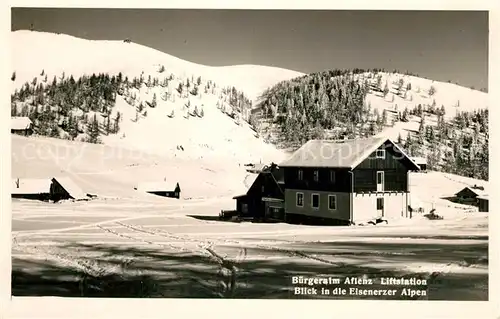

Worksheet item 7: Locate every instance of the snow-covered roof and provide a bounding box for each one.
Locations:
[243,173,259,189]
[11,178,51,194]
[51,176,88,200]
[232,194,247,199]
[280,136,420,170]
[455,186,488,198]
[11,117,32,130]
[135,181,180,192]
[411,157,427,165]
[246,163,267,173]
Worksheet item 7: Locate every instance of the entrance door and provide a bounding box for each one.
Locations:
[376,171,384,192]
[376,197,384,217]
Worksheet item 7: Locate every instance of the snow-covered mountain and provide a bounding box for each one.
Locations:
[11,30,304,103]
[11,30,304,163]
[256,69,488,179]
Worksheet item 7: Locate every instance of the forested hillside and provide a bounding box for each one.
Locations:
[11,70,253,144]
[255,69,488,180]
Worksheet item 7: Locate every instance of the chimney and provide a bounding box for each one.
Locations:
[16,178,19,188]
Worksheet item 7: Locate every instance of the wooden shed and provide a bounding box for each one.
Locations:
[11,117,33,136]
[478,196,489,212]
[455,185,487,206]
[410,157,427,171]
[135,181,181,199]
[12,177,88,202]
[50,177,89,202]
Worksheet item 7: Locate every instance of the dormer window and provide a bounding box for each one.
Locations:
[313,170,319,182]
[376,149,386,159]
[329,170,336,183]
[298,169,303,181]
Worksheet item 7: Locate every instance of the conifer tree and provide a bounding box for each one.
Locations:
[428,85,436,97]
[383,82,389,97]
[151,93,157,107]
[11,102,18,116]
[105,115,111,135]
[191,86,198,96]
[88,114,100,143]
[114,112,121,133]
[397,78,404,94]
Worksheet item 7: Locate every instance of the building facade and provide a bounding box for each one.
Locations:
[234,163,285,220]
[279,137,420,225]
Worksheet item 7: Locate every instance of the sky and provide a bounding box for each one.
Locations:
[11,9,488,90]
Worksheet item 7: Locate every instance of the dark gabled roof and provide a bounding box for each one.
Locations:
[260,164,285,195]
[51,177,88,200]
[455,186,488,198]
[279,136,420,170]
[235,163,284,199]
[233,194,248,200]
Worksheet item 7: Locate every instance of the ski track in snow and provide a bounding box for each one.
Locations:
[12,207,488,298]
[97,222,238,297]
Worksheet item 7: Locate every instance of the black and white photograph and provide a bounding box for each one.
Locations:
[5,5,495,312]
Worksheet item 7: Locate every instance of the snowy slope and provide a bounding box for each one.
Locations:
[10,30,305,163]
[361,72,488,141]
[103,93,287,163]
[363,72,487,119]
[11,134,252,200]
[11,31,304,103]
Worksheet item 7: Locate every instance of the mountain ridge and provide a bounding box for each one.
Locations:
[11,30,305,103]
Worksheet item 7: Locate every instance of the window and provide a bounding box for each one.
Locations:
[376,149,386,159]
[261,185,265,193]
[329,170,336,183]
[377,171,384,183]
[377,198,384,210]
[376,171,384,191]
[242,203,248,214]
[313,170,319,182]
[298,169,304,181]
[311,193,320,209]
[296,192,304,207]
[328,195,337,210]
